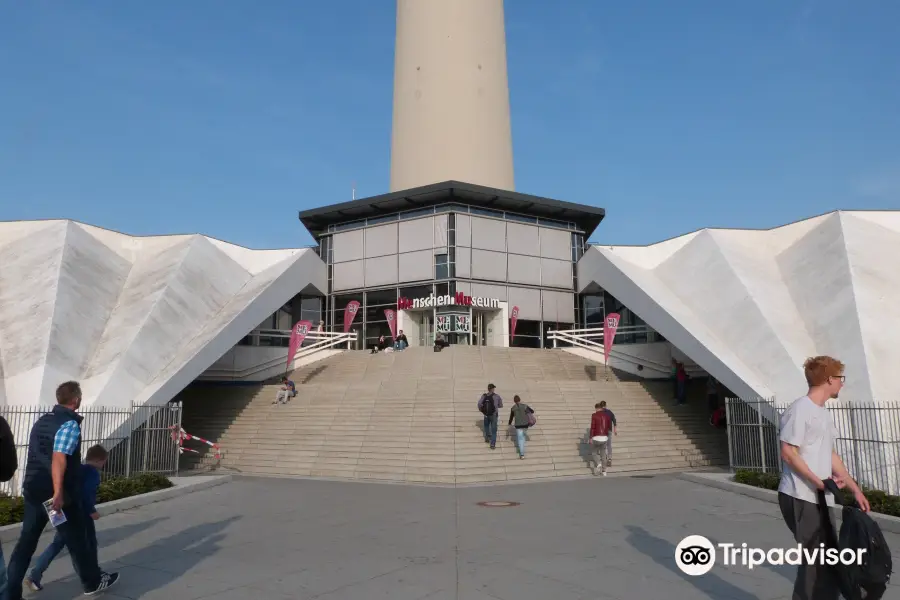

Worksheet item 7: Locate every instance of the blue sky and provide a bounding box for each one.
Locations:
[1,1,898,249]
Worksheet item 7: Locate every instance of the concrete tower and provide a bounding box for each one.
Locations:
[389,0,515,192]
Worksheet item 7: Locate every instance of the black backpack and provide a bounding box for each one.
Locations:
[820,479,892,600]
[480,393,496,416]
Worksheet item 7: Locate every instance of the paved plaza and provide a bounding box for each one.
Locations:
[3,474,898,600]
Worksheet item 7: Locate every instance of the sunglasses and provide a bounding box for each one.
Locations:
[831,375,846,383]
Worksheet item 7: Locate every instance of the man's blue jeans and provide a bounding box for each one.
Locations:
[5,494,101,597]
[515,428,527,456]
[483,414,498,446]
[29,516,97,584]
[394,340,407,350]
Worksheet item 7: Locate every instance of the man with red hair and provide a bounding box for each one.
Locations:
[778,356,869,600]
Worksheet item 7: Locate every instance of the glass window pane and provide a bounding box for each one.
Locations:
[365,322,394,346]
[400,285,433,299]
[435,203,468,213]
[399,207,435,220]
[333,294,362,312]
[506,212,537,224]
[365,305,391,323]
[470,207,503,218]
[333,220,366,232]
[368,214,398,225]
[366,288,398,306]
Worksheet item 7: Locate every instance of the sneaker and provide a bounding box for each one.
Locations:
[602,471,607,476]
[25,577,43,591]
[85,572,119,596]
[490,444,495,450]
[607,459,612,467]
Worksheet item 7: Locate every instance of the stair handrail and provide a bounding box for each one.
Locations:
[203,330,358,379]
[546,327,705,378]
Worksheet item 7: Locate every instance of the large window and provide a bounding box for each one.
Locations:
[582,294,604,327]
[400,284,433,300]
[297,296,324,337]
[435,254,450,280]
[332,294,363,345]
[579,291,665,345]
[364,288,398,347]
[511,319,542,348]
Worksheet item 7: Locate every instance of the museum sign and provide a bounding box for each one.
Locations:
[398,291,500,310]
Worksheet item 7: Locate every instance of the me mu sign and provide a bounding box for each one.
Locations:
[398,291,500,310]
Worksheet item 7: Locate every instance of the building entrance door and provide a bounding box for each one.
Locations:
[418,311,433,346]
[473,311,486,346]
[436,310,471,345]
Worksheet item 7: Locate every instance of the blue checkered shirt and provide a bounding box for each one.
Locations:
[53,420,81,455]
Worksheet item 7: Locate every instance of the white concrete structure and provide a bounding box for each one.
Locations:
[0,220,326,409]
[577,210,900,407]
[390,0,515,192]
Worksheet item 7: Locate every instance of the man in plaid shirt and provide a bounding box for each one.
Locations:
[4,381,119,598]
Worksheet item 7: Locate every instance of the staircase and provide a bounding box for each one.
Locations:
[176,346,727,484]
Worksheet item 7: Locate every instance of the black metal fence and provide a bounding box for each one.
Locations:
[1,402,183,497]
[725,397,900,495]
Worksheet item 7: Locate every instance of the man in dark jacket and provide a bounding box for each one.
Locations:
[5,381,119,598]
[1,413,18,598]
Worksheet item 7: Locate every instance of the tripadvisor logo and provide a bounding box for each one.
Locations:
[675,535,866,576]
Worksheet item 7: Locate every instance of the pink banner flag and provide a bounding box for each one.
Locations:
[343,300,360,333]
[286,320,312,370]
[603,313,621,364]
[510,306,520,342]
[384,309,397,340]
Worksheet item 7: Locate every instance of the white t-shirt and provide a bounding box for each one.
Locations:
[778,395,837,506]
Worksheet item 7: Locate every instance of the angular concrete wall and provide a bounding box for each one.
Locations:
[578,211,900,407]
[0,220,326,409]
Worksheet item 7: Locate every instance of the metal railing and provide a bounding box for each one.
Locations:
[0,402,183,497]
[725,397,900,495]
[246,329,355,350]
[206,330,358,380]
[546,326,703,377]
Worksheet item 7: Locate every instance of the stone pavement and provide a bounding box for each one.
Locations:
[3,474,898,600]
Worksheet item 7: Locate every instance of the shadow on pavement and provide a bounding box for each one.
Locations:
[95,515,170,549]
[52,516,241,598]
[625,525,764,600]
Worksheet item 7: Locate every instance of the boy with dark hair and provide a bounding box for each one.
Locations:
[24,444,108,592]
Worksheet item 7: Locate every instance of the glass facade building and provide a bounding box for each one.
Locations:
[298,181,607,350]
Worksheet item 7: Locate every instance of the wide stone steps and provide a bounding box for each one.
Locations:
[177,346,728,482]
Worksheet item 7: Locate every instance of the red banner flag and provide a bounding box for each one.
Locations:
[384,309,397,340]
[343,300,360,333]
[510,306,520,342]
[287,320,312,370]
[603,313,621,364]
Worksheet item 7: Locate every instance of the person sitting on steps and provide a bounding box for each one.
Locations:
[371,335,387,354]
[273,377,296,404]
[434,334,449,352]
[394,330,408,351]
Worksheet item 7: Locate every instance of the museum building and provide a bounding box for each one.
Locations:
[296,180,652,350]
